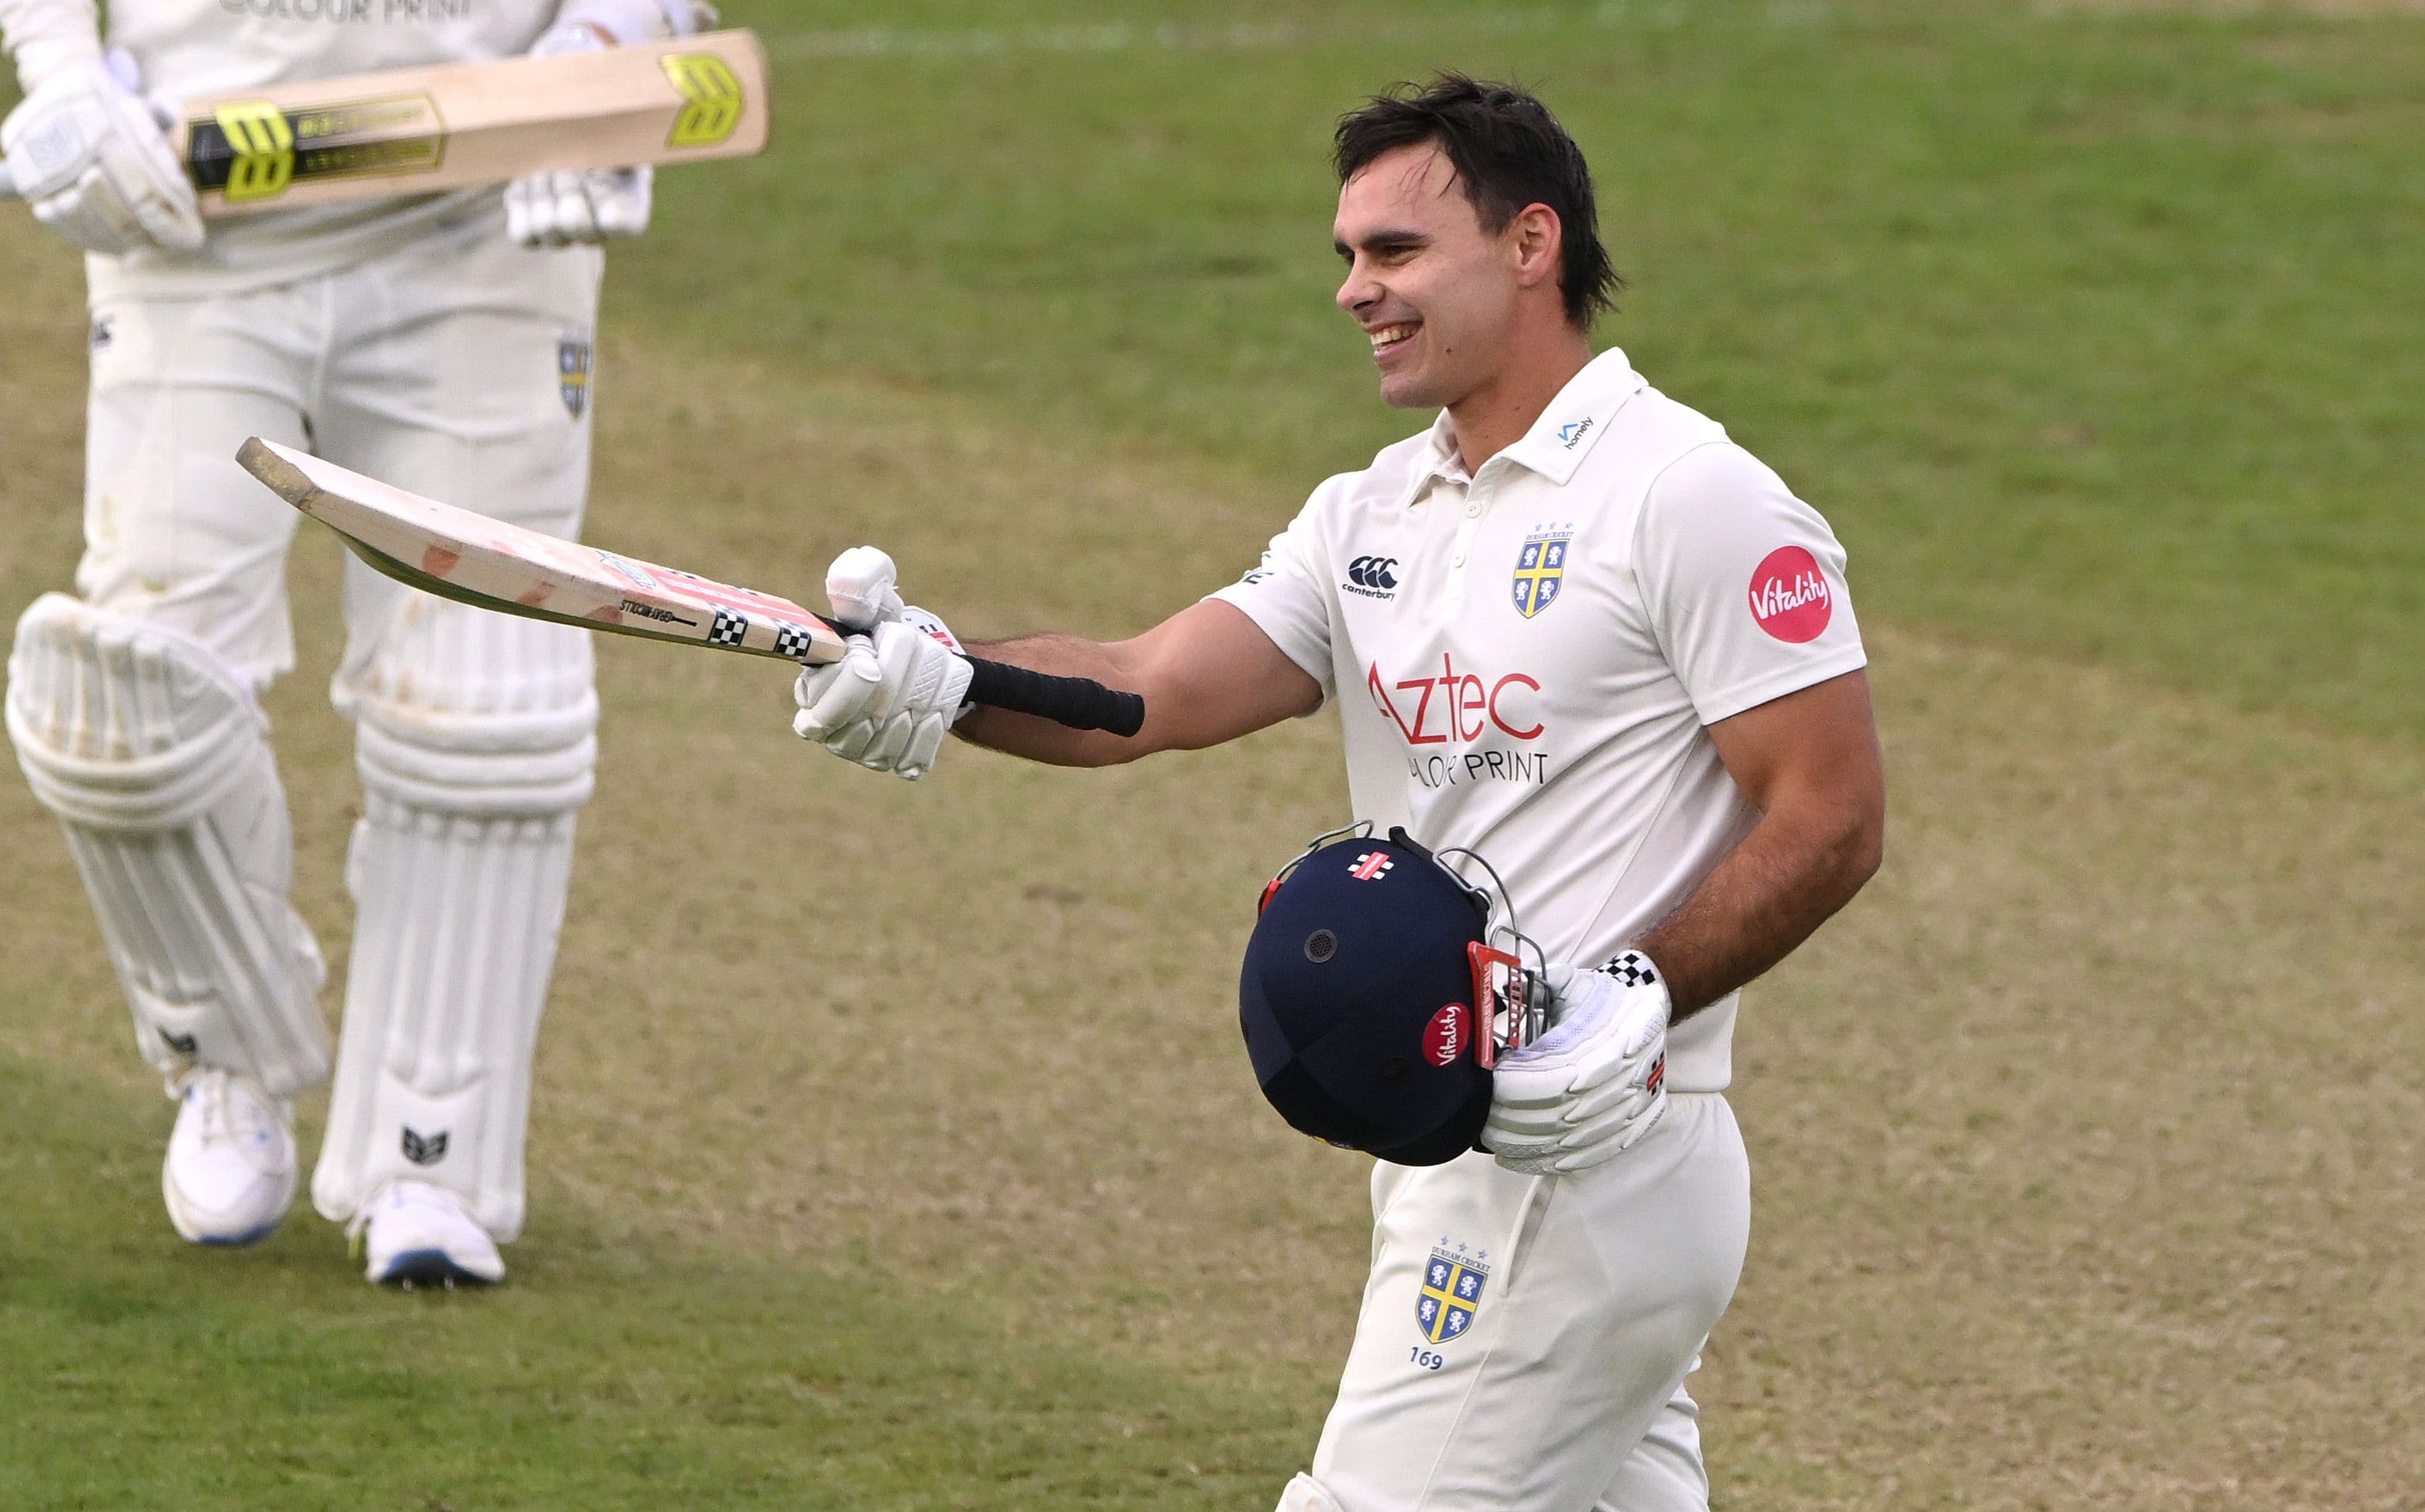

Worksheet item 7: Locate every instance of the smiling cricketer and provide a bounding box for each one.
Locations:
[786,75,1887,1510]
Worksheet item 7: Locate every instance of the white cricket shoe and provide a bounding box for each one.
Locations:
[161,1069,297,1246]
[354,1179,505,1288]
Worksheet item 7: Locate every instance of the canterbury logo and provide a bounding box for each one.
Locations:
[400,1127,450,1166]
[1346,555,1399,591]
[159,1028,199,1056]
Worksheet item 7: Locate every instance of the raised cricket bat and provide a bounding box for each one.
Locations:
[0,30,768,216]
[235,438,1148,738]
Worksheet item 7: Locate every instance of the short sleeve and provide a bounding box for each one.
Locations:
[1206,479,1341,703]
[1634,442,1867,726]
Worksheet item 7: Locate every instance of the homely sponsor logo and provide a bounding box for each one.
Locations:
[1748,545,1831,643]
[1367,654,1551,790]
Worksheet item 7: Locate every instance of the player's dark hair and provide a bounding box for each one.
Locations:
[1333,75,1622,329]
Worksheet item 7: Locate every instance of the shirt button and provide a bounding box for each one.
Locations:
[1465,501,1482,518]
[1451,549,1467,566]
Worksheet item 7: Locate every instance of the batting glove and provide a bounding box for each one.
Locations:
[791,547,973,781]
[2,52,203,256]
[1481,951,1670,1176]
[503,24,654,247]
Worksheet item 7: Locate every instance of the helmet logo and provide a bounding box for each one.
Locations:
[1349,851,1395,881]
[1423,1003,1470,1067]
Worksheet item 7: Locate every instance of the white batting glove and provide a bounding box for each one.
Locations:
[1482,951,1671,1176]
[2,52,203,256]
[503,24,654,247]
[790,548,973,781]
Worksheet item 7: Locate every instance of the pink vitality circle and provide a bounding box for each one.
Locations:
[1422,1004,1470,1067]
[1748,545,1833,643]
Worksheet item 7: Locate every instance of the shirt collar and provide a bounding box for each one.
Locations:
[1392,347,1646,508]
[1495,347,1645,485]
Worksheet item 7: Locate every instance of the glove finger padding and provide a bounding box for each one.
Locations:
[792,636,885,741]
[826,546,907,632]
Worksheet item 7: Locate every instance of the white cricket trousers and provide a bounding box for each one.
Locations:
[79,210,602,685]
[1303,1093,1751,1511]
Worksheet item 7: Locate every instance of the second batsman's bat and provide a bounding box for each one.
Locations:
[2,30,768,216]
[236,438,1147,738]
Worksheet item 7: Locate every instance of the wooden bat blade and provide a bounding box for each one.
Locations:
[181,29,771,217]
[236,438,1150,738]
[237,436,850,664]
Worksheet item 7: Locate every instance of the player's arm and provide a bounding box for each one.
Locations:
[952,600,1323,767]
[790,547,1320,780]
[1635,669,1884,1018]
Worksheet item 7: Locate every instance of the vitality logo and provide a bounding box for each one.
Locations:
[1344,554,1399,599]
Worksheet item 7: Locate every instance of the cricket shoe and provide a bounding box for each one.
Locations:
[161,1069,297,1246]
[353,1179,505,1289]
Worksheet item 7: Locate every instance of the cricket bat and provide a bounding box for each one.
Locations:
[235,438,1148,738]
[0,30,768,216]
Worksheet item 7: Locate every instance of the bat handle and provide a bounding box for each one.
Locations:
[963,657,1146,738]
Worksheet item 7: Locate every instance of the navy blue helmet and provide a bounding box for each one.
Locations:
[1239,826,1531,1166]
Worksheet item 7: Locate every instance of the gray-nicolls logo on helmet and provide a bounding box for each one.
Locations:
[1240,823,1547,1166]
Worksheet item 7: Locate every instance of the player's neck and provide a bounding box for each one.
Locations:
[1444,326,1595,477]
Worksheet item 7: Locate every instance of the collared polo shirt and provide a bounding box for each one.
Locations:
[1210,348,1866,1092]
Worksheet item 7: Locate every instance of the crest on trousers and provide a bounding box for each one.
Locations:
[1511,530,1570,618]
[558,339,593,419]
[1416,1241,1491,1344]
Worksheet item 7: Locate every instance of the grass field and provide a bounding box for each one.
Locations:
[4,2,2423,1506]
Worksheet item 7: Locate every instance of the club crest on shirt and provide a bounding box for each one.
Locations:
[558,338,594,419]
[1511,528,1571,618]
[1416,1241,1491,1344]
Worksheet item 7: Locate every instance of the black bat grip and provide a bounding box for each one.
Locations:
[964,657,1146,738]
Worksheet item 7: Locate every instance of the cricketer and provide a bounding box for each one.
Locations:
[788,77,1888,1509]
[0,0,702,1284]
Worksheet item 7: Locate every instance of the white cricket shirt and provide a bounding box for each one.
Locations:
[1211,348,1867,1092]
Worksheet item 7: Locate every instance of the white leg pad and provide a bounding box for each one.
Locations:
[310,600,596,1242]
[5,594,329,1095]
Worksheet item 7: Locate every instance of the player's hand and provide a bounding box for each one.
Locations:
[1,52,203,256]
[1482,951,1670,1176]
[791,548,973,781]
[504,24,653,247]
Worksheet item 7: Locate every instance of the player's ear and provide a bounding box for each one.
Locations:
[1508,203,1563,287]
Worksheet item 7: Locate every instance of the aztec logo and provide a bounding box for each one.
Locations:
[661,52,748,148]
[189,95,445,204]
[559,340,594,419]
[1511,530,1570,618]
[1344,554,1399,599]
[400,1127,450,1166]
[1417,1244,1490,1344]
[1348,851,1395,881]
[1748,545,1832,643]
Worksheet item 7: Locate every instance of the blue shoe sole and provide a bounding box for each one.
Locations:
[187,1223,280,1248]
